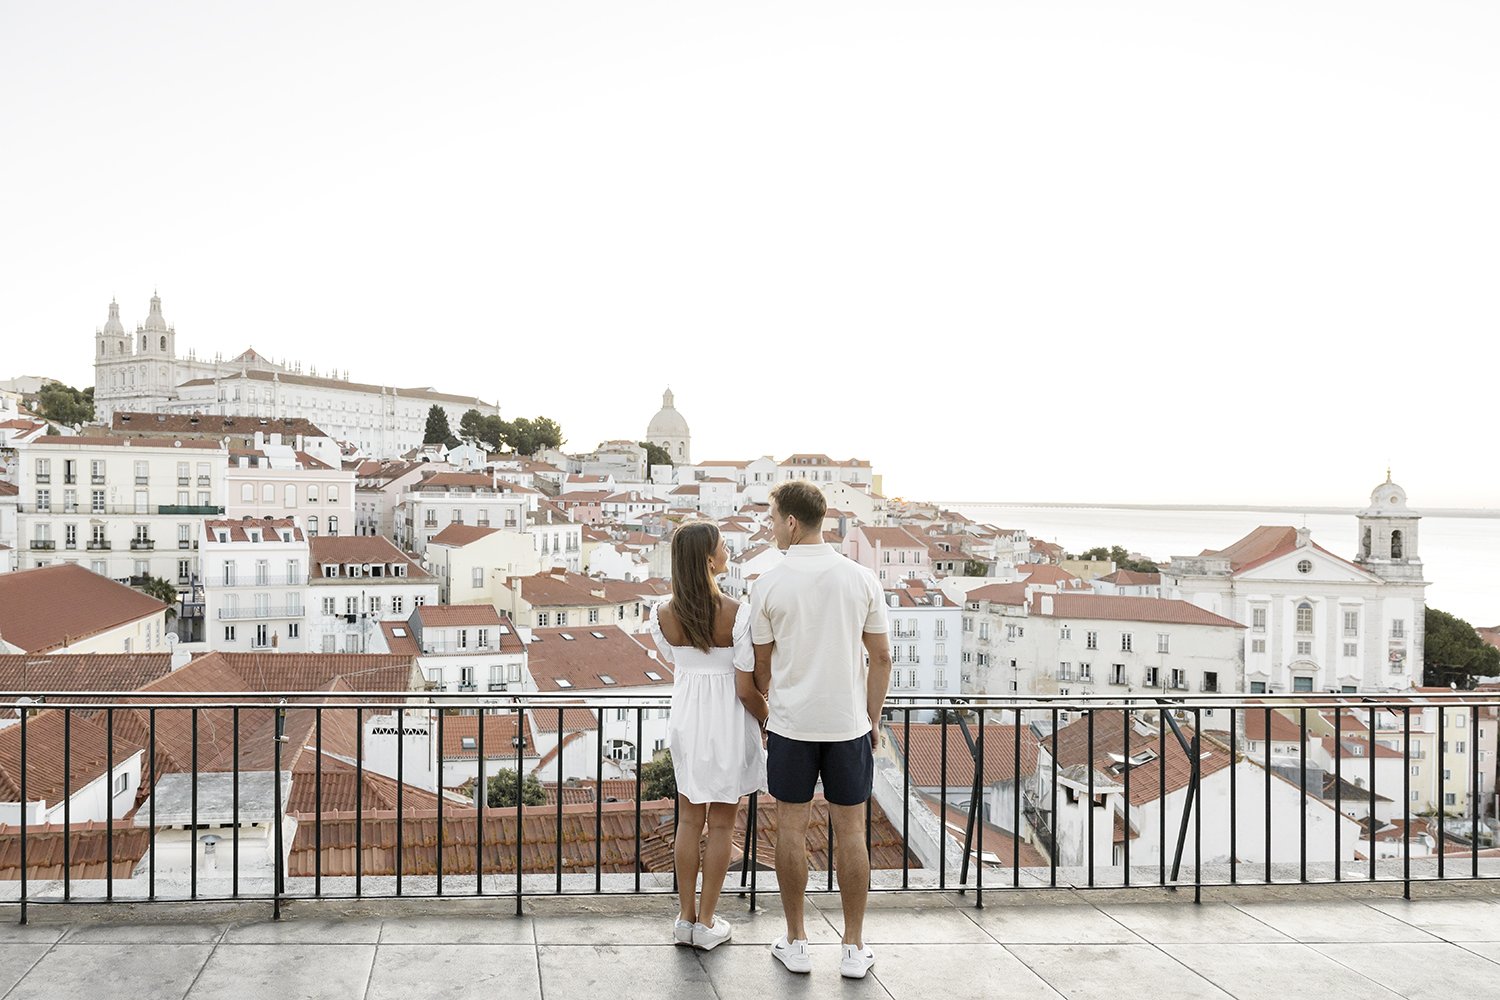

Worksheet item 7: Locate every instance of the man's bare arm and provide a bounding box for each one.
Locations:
[862,630,893,748]
[753,641,773,698]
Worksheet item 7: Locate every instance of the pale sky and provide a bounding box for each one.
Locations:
[3,2,1496,507]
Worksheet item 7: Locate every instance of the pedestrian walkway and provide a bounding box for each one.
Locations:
[2,886,1500,998]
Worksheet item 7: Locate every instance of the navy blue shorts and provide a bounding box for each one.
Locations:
[766,731,874,806]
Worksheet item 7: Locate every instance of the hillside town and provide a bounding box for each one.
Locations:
[0,296,1495,886]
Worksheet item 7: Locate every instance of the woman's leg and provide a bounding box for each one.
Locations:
[696,801,739,925]
[675,796,708,923]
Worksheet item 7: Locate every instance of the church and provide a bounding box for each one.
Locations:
[646,388,691,465]
[1161,477,1429,693]
[92,293,499,458]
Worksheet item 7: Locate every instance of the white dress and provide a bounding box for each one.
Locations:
[649,601,768,804]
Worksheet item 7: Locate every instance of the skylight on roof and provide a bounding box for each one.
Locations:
[644,671,662,682]
[499,626,511,634]
[460,737,476,750]
[555,679,573,689]
[599,675,615,685]
[561,633,575,641]
[590,631,605,639]
[392,627,408,637]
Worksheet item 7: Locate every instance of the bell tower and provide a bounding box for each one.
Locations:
[1355,472,1423,582]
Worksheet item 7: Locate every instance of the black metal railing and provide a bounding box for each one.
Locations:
[2,691,1497,926]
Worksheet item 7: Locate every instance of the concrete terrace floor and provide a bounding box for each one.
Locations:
[4,884,1500,999]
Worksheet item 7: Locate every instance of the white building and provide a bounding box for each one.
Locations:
[529,503,583,574]
[225,442,355,537]
[14,435,227,588]
[92,293,500,458]
[352,459,435,538]
[426,524,542,604]
[882,585,963,721]
[396,471,531,558]
[0,563,171,654]
[201,517,309,652]
[380,604,528,696]
[1162,479,1429,693]
[307,535,438,653]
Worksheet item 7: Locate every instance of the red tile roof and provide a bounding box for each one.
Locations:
[309,535,430,578]
[1099,569,1162,585]
[414,604,504,629]
[111,412,331,438]
[439,713,536,759]
[855,526,928,548]
[525,626,672,690]
[887,723,1041,787]
[965,582,1029,606]
[203,517,304,543]
[1049,715,1233,807]
[0,565,168,653]
[1031,594,1245,629]
[429,523,500,547]
[515,573,612,608]
[0,822,152,881]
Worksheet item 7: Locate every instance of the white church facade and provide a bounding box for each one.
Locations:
[92,294,499,458]
[1160,478,1428,693]
[646,388,691,465]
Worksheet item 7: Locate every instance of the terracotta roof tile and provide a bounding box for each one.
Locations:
[1032,594,1245,629]
[309,535,431,578]
[525,626,672,690]
[888,723,1040,787]
[0,565,168,653]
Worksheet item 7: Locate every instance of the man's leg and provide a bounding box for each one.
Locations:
[828,803,870,947]
[775,799,812,942]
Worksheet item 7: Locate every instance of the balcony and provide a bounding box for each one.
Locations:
[91,474,105,484]
[130,539,156,551]
[34,473,50,484]
[198,475,211,486]
[217,605,306,620]
[158,504,225,515]
[135,476,150,486]
[17,503,225,516]
[178,539,197,549]
[86,540,112,550]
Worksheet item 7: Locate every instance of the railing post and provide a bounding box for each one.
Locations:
[273,699,287,920]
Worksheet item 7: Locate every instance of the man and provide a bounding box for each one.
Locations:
[751,480,893,980]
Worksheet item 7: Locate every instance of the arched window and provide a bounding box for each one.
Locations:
[1362,527,1371,558]
[328,516,339,537]
[308,485,319,503]
[285,485,297,508]
[141,334,148,351]
[262,483,274,503]
[1295,602,1314,634]
[118,340,124,354]
[307,515,319,537]
[328,485,339,503]
[1391,530,1403,559]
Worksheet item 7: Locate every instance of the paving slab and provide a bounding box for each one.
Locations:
[187,943,376,1000]
[1007,943,1233,999]
[536,944,718,1000]
[868,942,1064,1000]
[11,943,213,1000]
[1168,942,1404,1000]
[1232,901,1442,943]
[1312,942,1500,999]
[367,944,540,1000]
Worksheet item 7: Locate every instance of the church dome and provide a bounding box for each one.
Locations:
[102,299,124,335]
[647,388,690,438]
[1367,472,1409,512]
[142,293,168,330]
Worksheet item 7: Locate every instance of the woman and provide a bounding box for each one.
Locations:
[648,521,768,951]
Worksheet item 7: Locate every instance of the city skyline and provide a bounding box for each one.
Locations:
[3,2,1496,507]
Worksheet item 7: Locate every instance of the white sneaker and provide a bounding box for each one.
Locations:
[673,916,695,947]
[840,943,876,979]
[771,935,812,974]
[693,914,732,951]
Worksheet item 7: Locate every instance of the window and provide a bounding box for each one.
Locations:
[328,485,339,503]
[1086,630,1098,650]
[1060,625,1071,640]
[323,597,336,615]
[35,458,50,483]
[1120,633,1133,652]
[589,608,600,625]
[285,485,297,508]
[224,626,236,642]
[963,616,973,632]
[1392,619,1406,639]
[288,623,300,638]
[308,485,319,503]
[1293,676,1314,692]
[537,612,551,627]
[935,668,945,688]
[1170,668,1186,690]
[114,772,128,796]
[1296,640,1312,656]
[328,516,339,536]
[458,629,469,649]
[1297,559,1312,574]
[1250,681,1266,694]
[241,482,254,502]
[1344,643,1358,658]
[1157,634,1169,654]
[1343,610,1359,636]
[1110,664,1126,685]
[1252,607,1266,631]
[1445,793,1457,807]
[1143,666,1159,687]
[978,622,990,640]
[1252,639,1266,654]
[1296,602,1314,633]
[92,490,105,513]
[308,515,319,537]
[392,596,404,614]
[35,489,50,511]
[472,567,484,589]
[345,596,358,616]
[414,595,425,607]
[907,669,917,687]
[557,611,569,626]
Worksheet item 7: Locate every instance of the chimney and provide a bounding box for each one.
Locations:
[1295,526,1311,549]
[1041,594,1054,615]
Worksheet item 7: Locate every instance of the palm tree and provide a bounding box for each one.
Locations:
[137,575,179,621]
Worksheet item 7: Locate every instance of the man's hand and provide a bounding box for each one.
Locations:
[869,726,883,753]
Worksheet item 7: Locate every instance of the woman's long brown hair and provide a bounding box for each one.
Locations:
[668,522,722,653]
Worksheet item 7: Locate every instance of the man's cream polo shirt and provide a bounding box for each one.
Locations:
[750,542,888,742]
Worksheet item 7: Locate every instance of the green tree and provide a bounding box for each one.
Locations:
[1423,607,1500,688]
[963,558,989,577]
[486,768,545,808]
[423,404,459,449]
[458,408,496,449]
[27,382,94,427]
[136,575,179,621]
[1079,545,1160,575]
[640,749,677,800]
[640,441,673,469]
